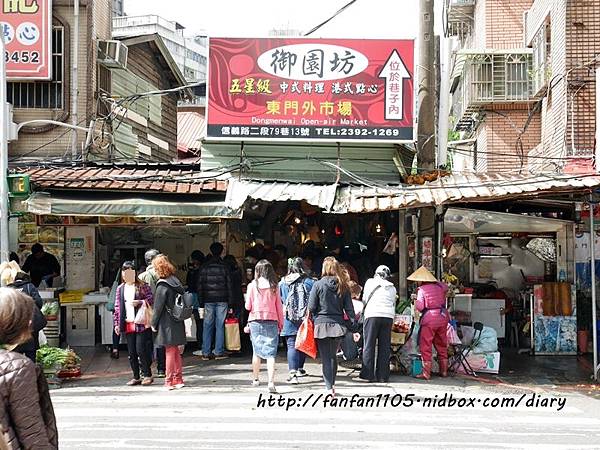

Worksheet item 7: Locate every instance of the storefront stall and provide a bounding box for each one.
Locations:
[440,208,576,362]
[9,166,238,348]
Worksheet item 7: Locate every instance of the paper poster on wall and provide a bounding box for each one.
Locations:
[66,227,95,291]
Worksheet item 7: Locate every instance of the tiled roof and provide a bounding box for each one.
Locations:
[22,166,227,194]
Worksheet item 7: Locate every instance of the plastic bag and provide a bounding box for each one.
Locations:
[134,301,153,328]
[38,330,47,347]
[447,323,462,345]
[225,316,241,351]
[295,315,317,359]
[473,326,498,353]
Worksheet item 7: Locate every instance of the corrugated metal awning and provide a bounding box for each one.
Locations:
[26,192,241,219]
[332,173,600,213]
[177,111,205,154]
[225,179,338,211]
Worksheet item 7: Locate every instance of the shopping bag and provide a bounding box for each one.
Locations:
[134,301,153,328]
[295,314,317,359]
[225,317,241,351]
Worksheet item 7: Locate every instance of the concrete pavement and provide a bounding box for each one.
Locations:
[50,350,600,449]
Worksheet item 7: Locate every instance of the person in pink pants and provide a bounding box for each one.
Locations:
[408,266,450,380]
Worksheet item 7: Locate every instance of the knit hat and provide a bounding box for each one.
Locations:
[407,266,437,283]
[375,265,391,280]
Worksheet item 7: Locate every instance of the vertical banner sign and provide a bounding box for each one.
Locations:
[1,0,52,80]
[208,38,414,142]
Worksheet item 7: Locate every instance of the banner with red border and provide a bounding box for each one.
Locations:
[207,37,414,142]
[1,0,52,80]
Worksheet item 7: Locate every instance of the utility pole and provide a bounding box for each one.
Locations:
[0,35,9,262]
[417,0,438,275]
[70,0,80,163]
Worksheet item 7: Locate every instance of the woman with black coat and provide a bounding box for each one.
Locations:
[308,256,356,397]
[151,255,187,390]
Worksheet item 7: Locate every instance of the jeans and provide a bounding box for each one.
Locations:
[316,337,341,390]
[360,317,393,382]
[192,308,203,350]
[165,345,184,386]
[285,335,306,371]
[202,302,228,356]
[125,329,153,379]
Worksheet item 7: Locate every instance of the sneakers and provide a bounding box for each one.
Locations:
[214,354,228,360]
[297,369,307,377]
[201,355,211,361]
[268,383,277,393]
[286,371,299,384]
[126,378,141,386]
[141,377,154,386]
[251,379,260,387]
[192,350,203,357]
[155,371,166,379]
[326,387,336,398]
[174,383,185,389]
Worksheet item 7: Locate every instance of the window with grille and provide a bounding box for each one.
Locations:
[531,19,551,94]
[467,52,532,103]
[6,26,64,109]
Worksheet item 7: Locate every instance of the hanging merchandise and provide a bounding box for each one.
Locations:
[383,232,399,255]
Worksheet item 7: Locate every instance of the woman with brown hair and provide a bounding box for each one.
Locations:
[113,261,154,386]
[0,288,58,449]
[245,259,284,393]
[151,255,187,390]
[308,257,356,397]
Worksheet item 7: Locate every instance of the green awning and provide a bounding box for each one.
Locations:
[26,192,242,219]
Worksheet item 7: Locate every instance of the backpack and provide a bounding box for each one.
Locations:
[167,291,195,322]
[285,278,309,322]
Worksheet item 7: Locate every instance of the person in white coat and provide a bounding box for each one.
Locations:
[356,265,397,383]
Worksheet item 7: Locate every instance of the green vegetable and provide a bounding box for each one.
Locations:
[36,346,80,370]
[41,302,59,316]
[396,298,412,315]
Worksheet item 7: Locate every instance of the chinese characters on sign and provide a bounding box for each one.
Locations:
[208,38,414,141]
[1,0,52,79]
[421,237,433,271]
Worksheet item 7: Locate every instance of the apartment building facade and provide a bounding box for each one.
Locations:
[524,0,600,173]
[7,0,112,160]
[445,0,599,174]
[446,0,540,173]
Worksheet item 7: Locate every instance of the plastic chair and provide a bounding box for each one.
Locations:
[449,322,484,377]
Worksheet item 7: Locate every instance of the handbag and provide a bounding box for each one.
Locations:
[225,315,241,351]
[295,314,317,359]
[125,321,136,334]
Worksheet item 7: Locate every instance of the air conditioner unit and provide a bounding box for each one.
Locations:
[98,40,128,70]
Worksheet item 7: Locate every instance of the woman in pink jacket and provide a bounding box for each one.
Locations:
[408,266,449,380]
[245,259,284,393]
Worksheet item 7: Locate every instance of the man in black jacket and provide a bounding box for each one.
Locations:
[8,271,47,362]
[198,242,233,360]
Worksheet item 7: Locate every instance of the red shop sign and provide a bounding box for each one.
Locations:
[207,37,414,142]
[1,0,52,80]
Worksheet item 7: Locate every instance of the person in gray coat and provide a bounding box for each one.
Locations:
[150,255,186,390]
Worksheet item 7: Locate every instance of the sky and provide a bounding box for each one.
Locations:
[124,0,444,39]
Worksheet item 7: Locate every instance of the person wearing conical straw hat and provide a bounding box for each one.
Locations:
[407,266,450,380]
